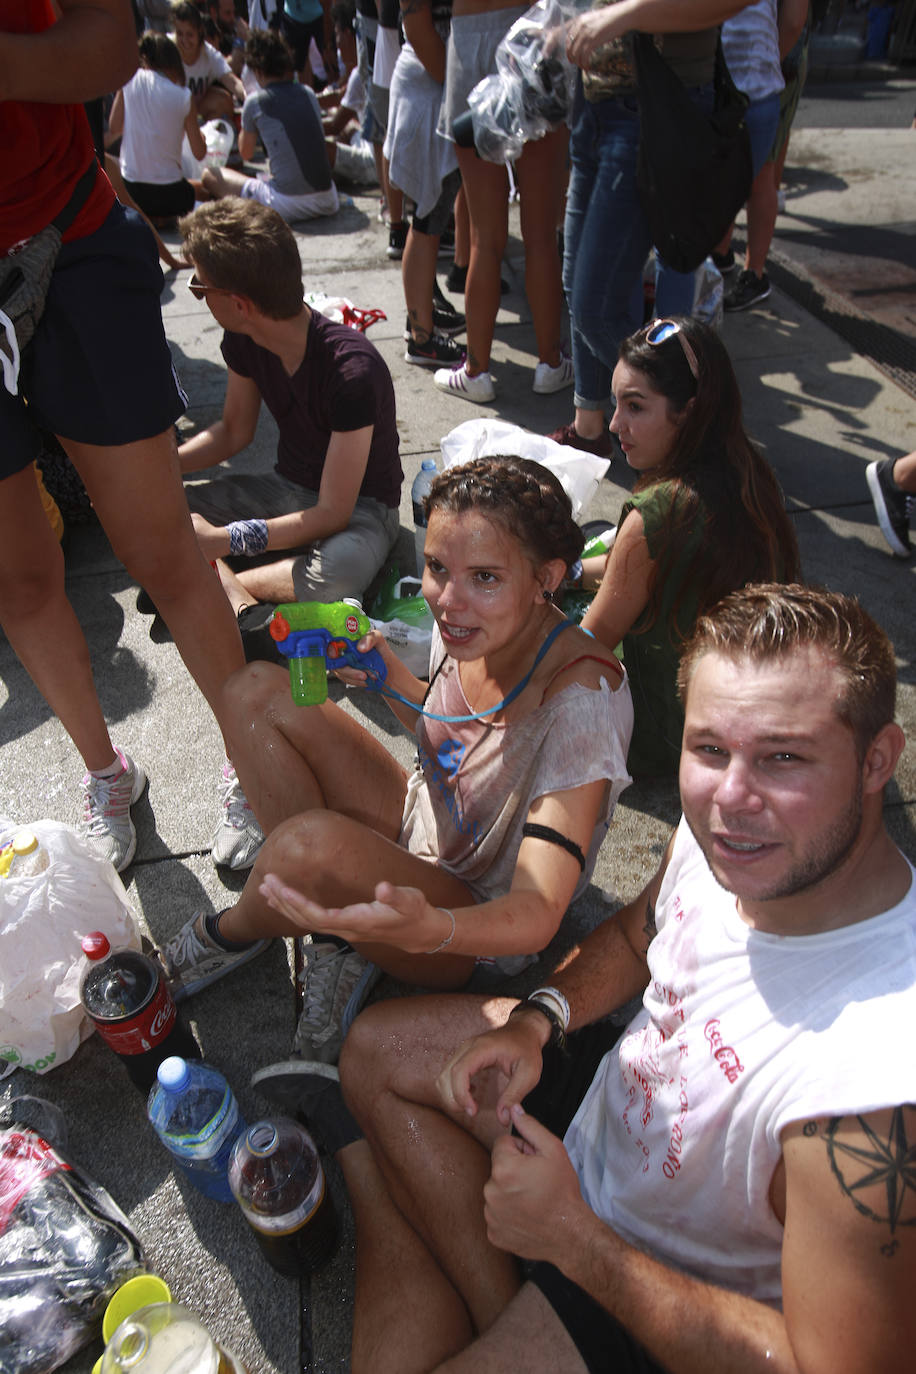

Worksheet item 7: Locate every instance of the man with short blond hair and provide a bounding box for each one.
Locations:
[335,583,915,1373]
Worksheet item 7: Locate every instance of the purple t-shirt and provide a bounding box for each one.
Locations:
[220,309,402,507]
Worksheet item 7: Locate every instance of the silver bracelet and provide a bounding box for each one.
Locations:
[426,907,456,955]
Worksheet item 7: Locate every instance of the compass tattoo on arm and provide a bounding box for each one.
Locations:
[819,1106,916,1258]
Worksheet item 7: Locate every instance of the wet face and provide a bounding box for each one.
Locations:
[174,18,203,65]
[610,360,686,473]
[679,648,868,920]
[421,508,556,663]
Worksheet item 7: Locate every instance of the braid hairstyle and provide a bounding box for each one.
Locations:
[425,456,585,576]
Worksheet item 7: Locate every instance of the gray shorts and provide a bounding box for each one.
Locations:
[184,469,400,602]
[438,6,527,142]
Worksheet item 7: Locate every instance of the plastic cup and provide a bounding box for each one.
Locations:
[102,1274,172,1343]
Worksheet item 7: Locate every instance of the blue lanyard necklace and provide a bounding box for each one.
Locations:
[379,618,577,724]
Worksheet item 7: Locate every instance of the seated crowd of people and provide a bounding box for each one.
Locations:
[5,1,914,1370]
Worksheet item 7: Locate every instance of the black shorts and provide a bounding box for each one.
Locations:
[2,201,186,478]
[522,1021,666,1374]
[412,168,460,239]
[123,177,196,220]
[281,12,325,71]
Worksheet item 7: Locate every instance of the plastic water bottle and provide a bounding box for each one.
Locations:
[100,1301,248,1373]
[582,527,616,559]
[79,933,201,1094]
[0,830,50,878]
[229,1118,338,1275]
[411,458,438,575]
[148,1057,245,1203]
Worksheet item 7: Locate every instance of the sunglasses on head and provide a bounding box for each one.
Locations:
[645,318,699,382]
[187,271,233,301]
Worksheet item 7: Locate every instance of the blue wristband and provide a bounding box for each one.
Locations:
[227,518,269,556]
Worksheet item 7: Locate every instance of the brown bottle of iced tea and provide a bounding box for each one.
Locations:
[228,1118,338,1275]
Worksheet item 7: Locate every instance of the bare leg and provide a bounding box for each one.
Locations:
[453,183,470,271]
[435,1284,589,1374]
[218,661,409,834]
[572,405,607,441]
[345,1140,474,1374]
[342,996,523,1343]
[61,429,245,735]
[455,145,508,376]
[403,226,440,340]
[0,465,116,771]
[892,450,916,492]
[385,159,404,229]
[515,126,569,367]
[215,663,476,983]
[744,158,778,277]
[201,165,253,199]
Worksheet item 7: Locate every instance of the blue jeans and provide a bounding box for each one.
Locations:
[562,81,713,412]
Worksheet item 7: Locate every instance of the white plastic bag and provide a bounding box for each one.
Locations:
[181,118,235,179]
[0,820,142,1078]
[370,616,432,680]
[439,419,610,520]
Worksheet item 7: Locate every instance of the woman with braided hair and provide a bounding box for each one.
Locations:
[159,456,633,1064]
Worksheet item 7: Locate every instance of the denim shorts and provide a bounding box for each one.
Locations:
[2,201,186,478]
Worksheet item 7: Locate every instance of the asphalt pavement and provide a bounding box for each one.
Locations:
[1,81,915,1374]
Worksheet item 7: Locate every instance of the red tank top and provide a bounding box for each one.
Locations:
[0,0,116,255]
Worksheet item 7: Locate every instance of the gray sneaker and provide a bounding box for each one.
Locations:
[80,748,148,872]
[211,762,264,870]
[158,911,268,1002]
[293,937,382,1064]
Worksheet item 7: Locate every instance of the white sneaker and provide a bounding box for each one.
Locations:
[433,361,496,404]
[80,748,148,872]
[211,762,264,871]
[533,354,574,395]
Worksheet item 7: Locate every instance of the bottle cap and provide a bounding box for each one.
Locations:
[81,931,111,961]
[421,458,437,470]
[11,831,39,857]
[157,1057,190,1092]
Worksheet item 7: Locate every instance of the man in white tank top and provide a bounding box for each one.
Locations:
[338,582,915,1374]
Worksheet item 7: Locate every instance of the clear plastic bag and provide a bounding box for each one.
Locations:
[466,0,588,164]
[439,418,610,520]
[0,1121,145,1374]
[0,819,141,1079]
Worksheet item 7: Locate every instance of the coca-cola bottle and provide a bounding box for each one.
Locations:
[79,932,200,1094]
[228,1118,338,1276]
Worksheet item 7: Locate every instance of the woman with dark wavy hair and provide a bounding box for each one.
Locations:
[581,316,800,776]
[159,456,633,1068]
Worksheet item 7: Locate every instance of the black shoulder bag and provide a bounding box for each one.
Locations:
[633,33,752,275]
